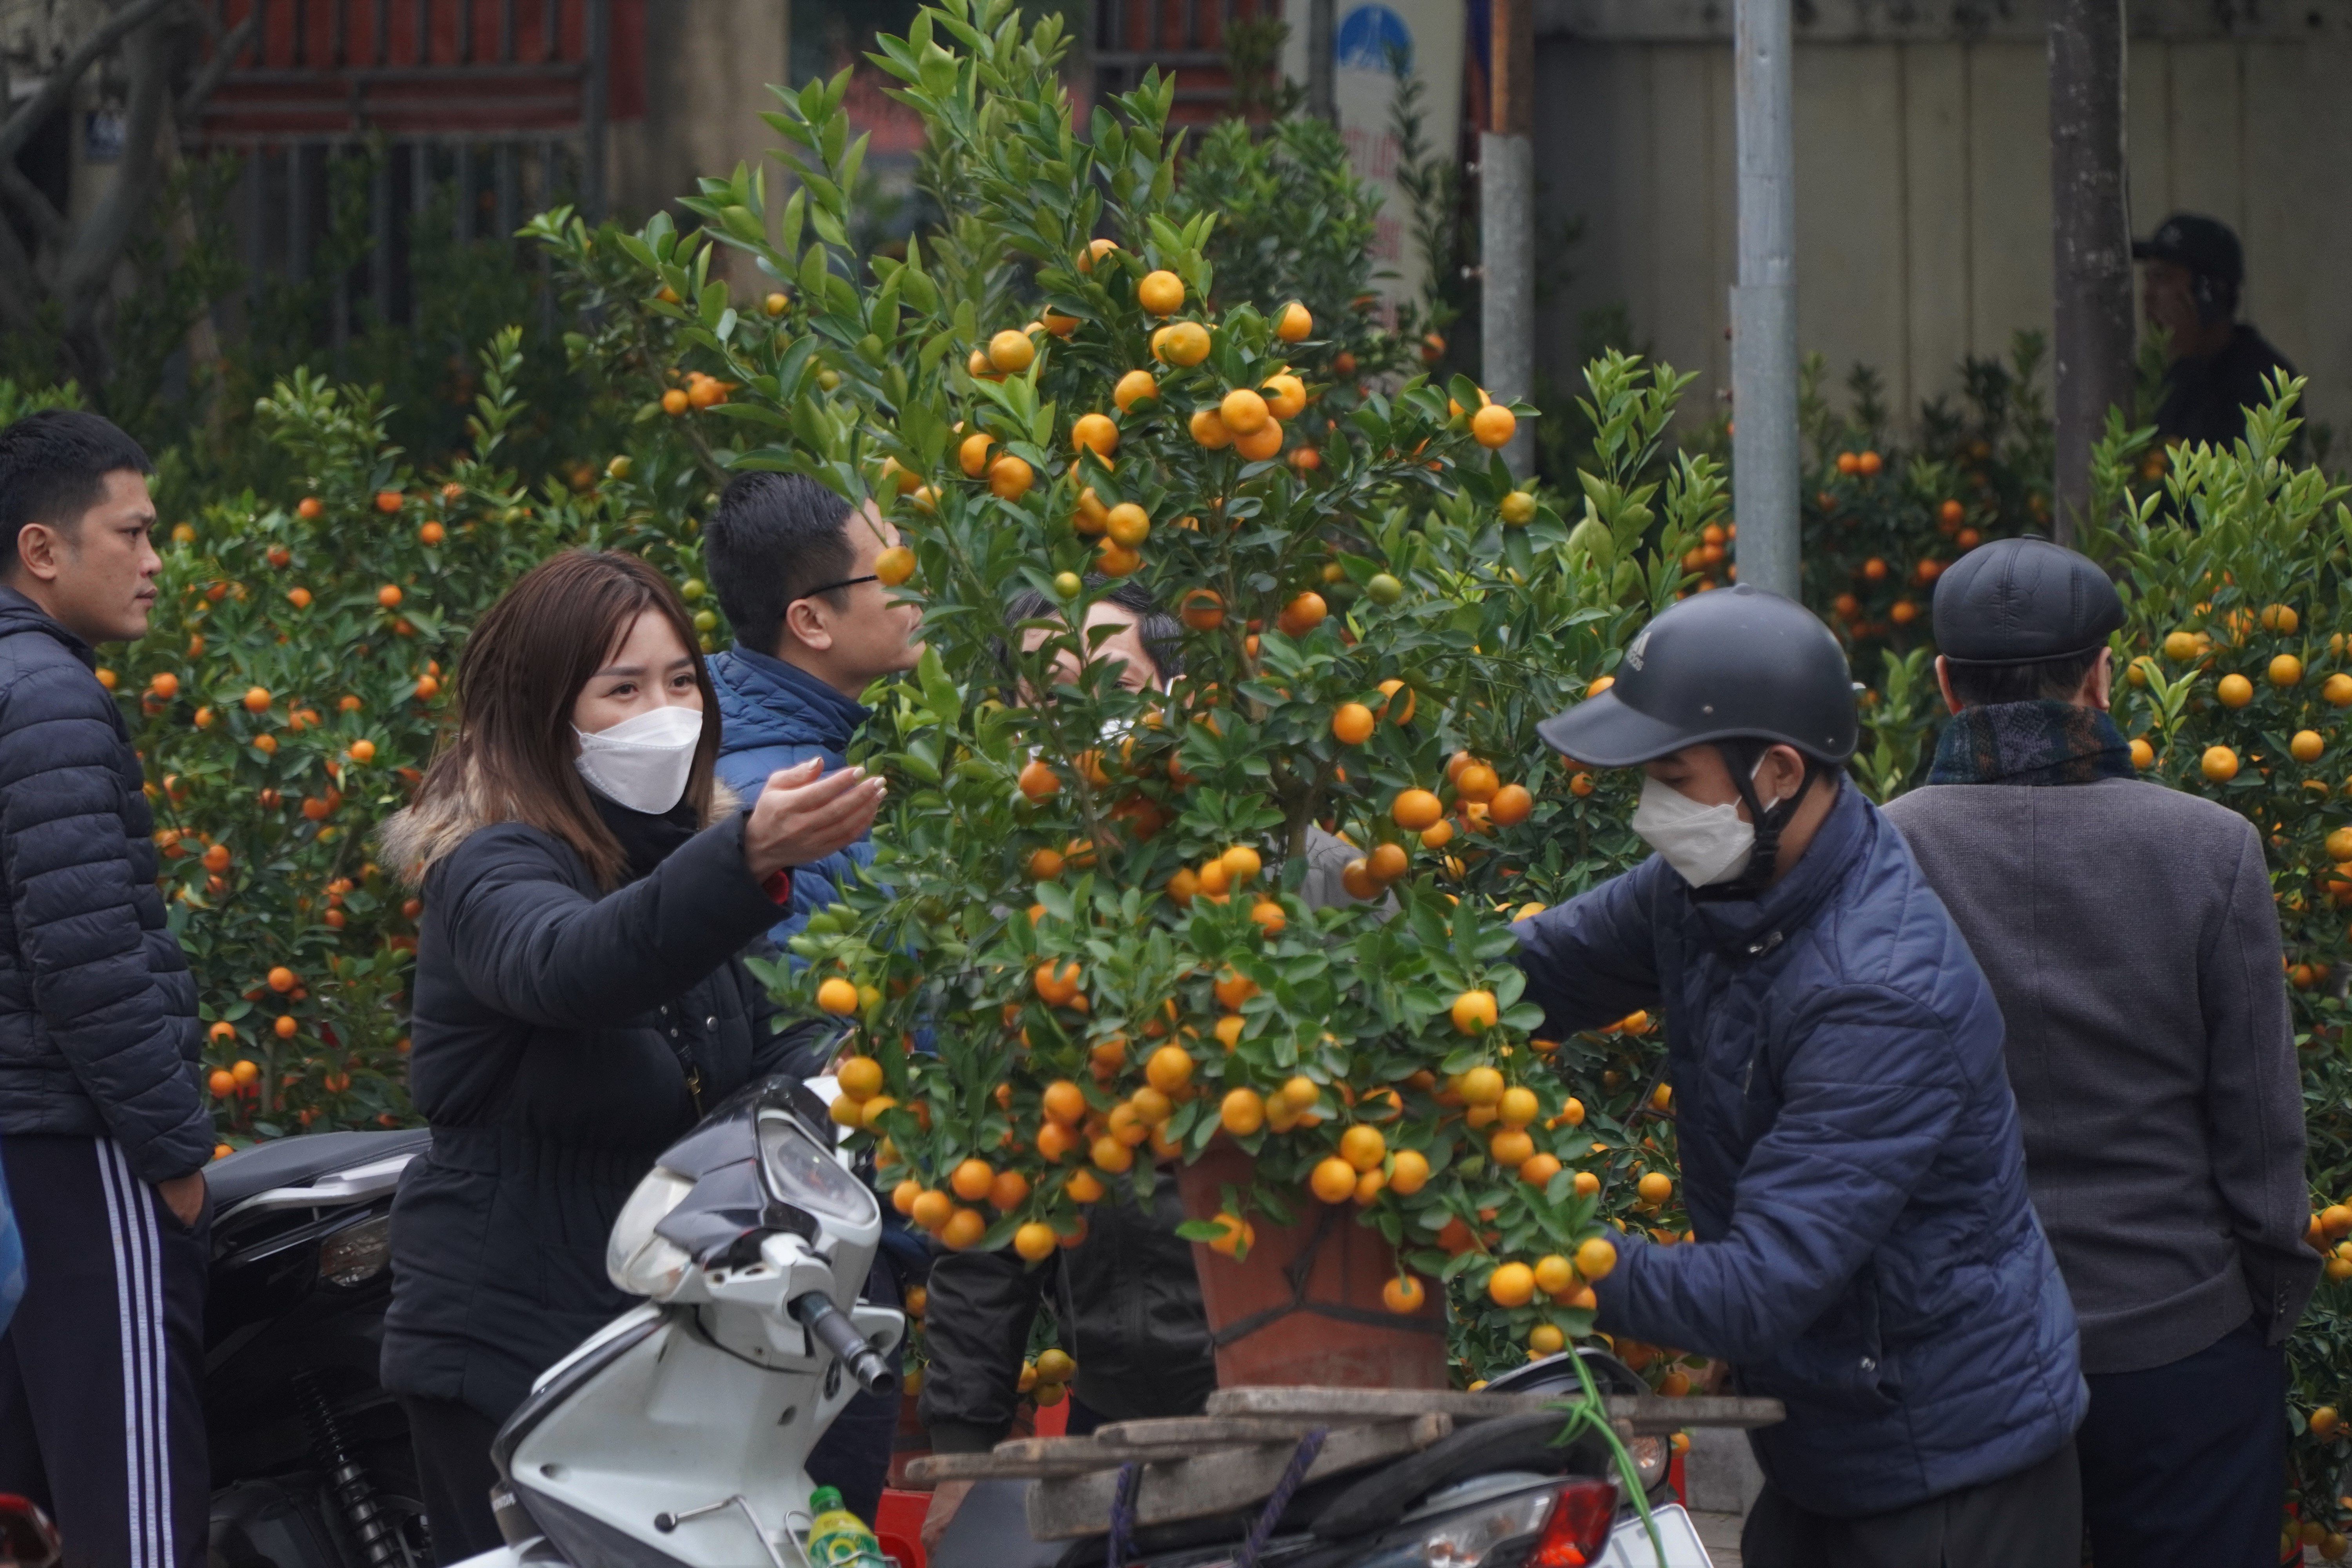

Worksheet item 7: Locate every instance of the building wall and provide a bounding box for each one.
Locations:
[1530,4,2352,443]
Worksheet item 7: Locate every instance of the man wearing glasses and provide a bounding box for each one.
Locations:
[702,470,926,1526]
[704,471,924,949]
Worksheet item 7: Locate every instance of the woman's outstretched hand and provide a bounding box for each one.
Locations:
[743,758,886,880]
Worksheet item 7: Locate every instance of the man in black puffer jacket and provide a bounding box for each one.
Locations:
[0,411,211,1568]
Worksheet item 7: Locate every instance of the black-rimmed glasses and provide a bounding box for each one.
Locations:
[791,574,879,602]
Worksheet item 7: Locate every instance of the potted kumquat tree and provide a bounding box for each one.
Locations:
[571,0,1724,1388]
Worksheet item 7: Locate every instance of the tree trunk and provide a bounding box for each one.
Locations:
[58,13,176,393]
[2047,0,2134,548]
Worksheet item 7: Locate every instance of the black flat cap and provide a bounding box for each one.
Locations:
[1933,537,2122,666]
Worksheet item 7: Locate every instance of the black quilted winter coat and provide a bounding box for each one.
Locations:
[0,587,207,1182]
[377,785,819,1421]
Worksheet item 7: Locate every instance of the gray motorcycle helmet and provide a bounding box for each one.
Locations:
[1536,585,1858,768]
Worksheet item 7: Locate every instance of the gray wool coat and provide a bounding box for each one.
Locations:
[1884,775,2318,1374]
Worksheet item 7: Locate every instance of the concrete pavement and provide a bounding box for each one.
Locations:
[1691,1510,1743,1564]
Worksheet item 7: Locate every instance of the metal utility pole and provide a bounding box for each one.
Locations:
[1307,0,1336,122]
[1730,0,1798,599]
[2047,0,2132,547]
[1480,0,1535,473]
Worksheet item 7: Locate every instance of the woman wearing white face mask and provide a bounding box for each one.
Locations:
[1514,585,2086,1568]
[375,550,885,1561]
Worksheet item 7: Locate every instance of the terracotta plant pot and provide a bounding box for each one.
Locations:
[1174,1142,1449,1389]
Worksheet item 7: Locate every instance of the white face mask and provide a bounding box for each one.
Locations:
[573,704,704,815]
[1631,762,1784,888]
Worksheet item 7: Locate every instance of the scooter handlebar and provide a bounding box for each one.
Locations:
[789,1291,899,1397]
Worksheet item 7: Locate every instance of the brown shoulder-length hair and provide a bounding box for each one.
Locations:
[408,550,721,887]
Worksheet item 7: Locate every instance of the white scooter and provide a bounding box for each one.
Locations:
[460,1078,1717,1568]
[456,1078,902,1567]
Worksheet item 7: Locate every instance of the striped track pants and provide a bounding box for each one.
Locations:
[0,1136,208,1568]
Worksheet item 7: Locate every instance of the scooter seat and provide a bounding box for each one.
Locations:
[208,1128,433,1210]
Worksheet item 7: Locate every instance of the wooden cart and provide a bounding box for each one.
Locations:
[904,1384,1784,1541]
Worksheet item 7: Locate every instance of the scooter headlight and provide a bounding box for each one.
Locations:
[606,1166,696,1299]
[759,1111,878,1228]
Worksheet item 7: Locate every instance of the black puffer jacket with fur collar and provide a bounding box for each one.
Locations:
[377,782,818,1419]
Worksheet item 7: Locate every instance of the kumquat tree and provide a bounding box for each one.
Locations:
[547,0,1728,1383]
[99,329,713,1149]
[17,0,2352,1535]
[2067,386,2352,1555]
[55,10,2352,1534]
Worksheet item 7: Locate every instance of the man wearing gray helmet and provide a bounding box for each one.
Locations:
[1512,584,2084,1568]
[1883,537,2313,1568]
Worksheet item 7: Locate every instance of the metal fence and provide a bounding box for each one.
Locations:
[190,0,610,334]
[1092,0,1274,119]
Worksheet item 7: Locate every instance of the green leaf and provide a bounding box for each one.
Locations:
[1565,512,1614,572]
[918,39,959,98]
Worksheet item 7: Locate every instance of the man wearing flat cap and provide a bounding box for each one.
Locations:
[2136,212,2298,452]
[1884,537,2314,1568]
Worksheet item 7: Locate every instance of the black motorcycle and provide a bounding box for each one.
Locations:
[204,1128,433,1568]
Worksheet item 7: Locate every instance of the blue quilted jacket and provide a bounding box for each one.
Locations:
[707,645,874,947]
[1513,784,2085,1517]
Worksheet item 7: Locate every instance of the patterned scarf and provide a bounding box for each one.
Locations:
[1927,700,2135,787]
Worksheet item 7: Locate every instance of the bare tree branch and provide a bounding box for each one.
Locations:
[0,167,67,247]
[0,206,49,339]
[0,0,258,390]
[59,13,179,348]
[185,0,230,44]
[0,0,187,167]
[54,13,189,392]
[176,4,258,123]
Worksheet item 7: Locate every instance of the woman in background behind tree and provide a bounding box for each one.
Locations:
[922,581,1384,1555]
[920,581,1216,1554]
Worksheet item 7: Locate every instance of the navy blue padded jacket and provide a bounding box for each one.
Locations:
[0,588,207,1182]
[1513,784,2085,1517]
[708,645,873,949]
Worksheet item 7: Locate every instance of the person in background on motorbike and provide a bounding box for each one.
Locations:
[1514,585,2086,1568]
[917,582,1218,1553]
[376,550,884,1562]
[1884,538,2314,1568]
[702,471,927,1522]
[0,411,212,1568]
